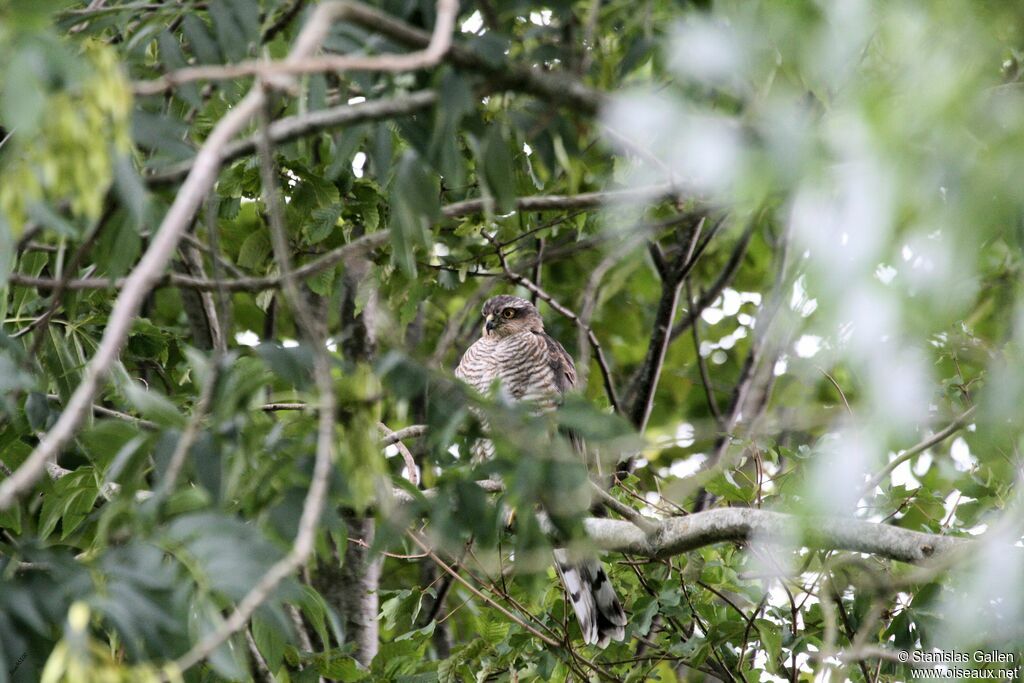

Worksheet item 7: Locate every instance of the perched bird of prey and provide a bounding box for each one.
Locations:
[455,294,627,648]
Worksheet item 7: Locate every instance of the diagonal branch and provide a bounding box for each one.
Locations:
[146,90,438,186]
[0,86,266,511]
[0,0,457,508]
[860,405,977,497]
[135,1,459,94]
[626,216,719,435]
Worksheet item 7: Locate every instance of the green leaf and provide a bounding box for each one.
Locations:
[480,125,517,213]
[182,14,221,64]
[156,31,201,107]
[252,612,287,672]
[388,151,439,276]
[123,382,185,428]
[95,210,141,278]
[237,228,272,270]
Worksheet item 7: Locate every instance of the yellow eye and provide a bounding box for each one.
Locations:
[502,308,516,319]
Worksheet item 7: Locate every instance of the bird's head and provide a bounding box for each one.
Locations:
[481,295,543,338]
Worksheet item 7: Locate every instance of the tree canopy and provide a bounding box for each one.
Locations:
[1,0,1024,681]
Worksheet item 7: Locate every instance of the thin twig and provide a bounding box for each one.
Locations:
[153,363,219,501]
[588,481,660,534]
[146,91,438,186]
[379,422,420,486]
[859,405,977,497]
[406,532,561,648]
[688,281,725,430]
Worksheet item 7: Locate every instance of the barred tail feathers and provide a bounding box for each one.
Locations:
[553,549,627,648]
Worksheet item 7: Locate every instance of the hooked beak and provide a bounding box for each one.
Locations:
[485,314,497,333]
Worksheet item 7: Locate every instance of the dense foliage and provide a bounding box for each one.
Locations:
[2,0,1024,681]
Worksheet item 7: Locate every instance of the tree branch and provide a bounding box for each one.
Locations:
[442,184,679,218]
[583,508,969,564]
[8,230,389,292]
[340,3,604,115]
[146,91,438,186]
[134,1,459,95]
[1,0,452,512]
[0,86,265,511]
[860,405,978,497]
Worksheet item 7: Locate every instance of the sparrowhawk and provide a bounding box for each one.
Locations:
[455,294,627,648]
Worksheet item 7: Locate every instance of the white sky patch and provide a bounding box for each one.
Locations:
[529,9,552,25]
[282,338,299,348]
[949,437,976,471]
[709,326,747,352]
[721,288,742,315]
[384,444,399,457]
[702,307,725,324]
[737,312,753,326]
[890,456,921,490]
[352,151,367,178]
[740,291,762,305]
[668,452,706,478]
[674,422,695,447]
[875,263,897,284]
[523,142,533,155]
[326,338,338,352]
[448,444,461,460]
[460,10,484,33]
[401,463,420,483]
[794,334,823,358]
[913,451,932,476]
[902,244,914,261]
[774,356,789,376]
[347,96,366,105]
[235,330,260,347]
[711,350,727,365]
[718,332,737,350]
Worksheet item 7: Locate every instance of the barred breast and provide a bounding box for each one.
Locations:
[455,331,560,412]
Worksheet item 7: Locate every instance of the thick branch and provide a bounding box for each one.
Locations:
[584,508,969,564]
[340,3,603,115]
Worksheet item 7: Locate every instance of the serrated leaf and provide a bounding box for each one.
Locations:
[237,229,272,269]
